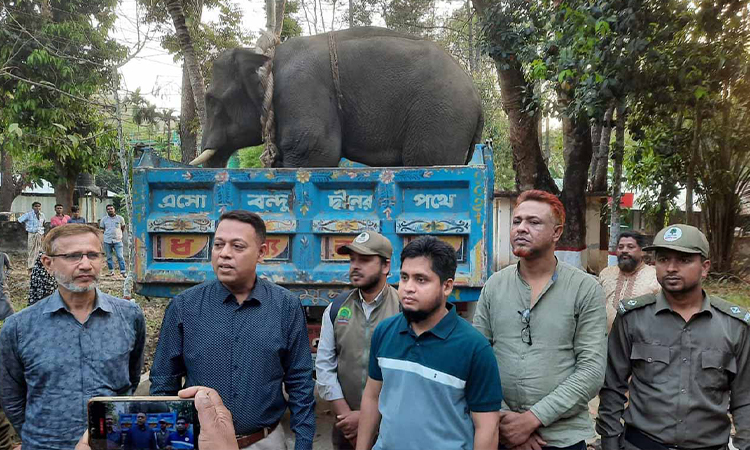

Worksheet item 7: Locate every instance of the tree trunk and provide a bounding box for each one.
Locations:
[266,0,277,32]
[467,0,474,73]
[166,0,206,151]
[607,100,626,255]
[686,103,701,226]
[558,114,593,257]
[593,104,614,191]
[348,0,353,27]
[472,0,557,194]
[180,64,198,164]
[493,60,558,193]
[589,123,601,188]
[544,115,550,164]
[53,177,75,212]
[275,0,287,36]
[166,119,172,160]
[0,144,30,211]
[654,182,670,230]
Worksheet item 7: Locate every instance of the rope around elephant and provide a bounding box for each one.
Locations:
[257,30,280,168]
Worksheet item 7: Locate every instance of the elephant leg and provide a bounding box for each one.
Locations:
[400,116,475,166]
[277,120,343,168]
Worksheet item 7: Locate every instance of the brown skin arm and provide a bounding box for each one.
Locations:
[472,411,500,450]
[355,377,382,450]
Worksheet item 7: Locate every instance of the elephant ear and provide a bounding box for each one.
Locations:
[230,48,269,105]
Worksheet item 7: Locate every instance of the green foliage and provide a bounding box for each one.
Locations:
[281,0,304,41]
[238,146,265,169]
[1,0,123,192]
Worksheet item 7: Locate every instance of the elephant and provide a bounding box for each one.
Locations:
[194,26,484,168]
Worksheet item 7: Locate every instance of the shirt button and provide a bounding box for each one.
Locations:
[681,389,686,393]
[647,357,653,362]
[233,392,238,398]
[233,365,238,370]
[678,419,683,423]
[683,358,688,363]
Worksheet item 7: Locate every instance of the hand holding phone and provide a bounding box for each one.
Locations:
[179,387,239,450]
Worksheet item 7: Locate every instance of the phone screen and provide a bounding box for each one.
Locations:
[88,396,200,450]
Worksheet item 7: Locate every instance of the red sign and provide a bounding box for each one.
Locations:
[608,192,634,208]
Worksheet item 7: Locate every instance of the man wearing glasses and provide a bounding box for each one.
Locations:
[473,190,607,450]
[0,224,146,450]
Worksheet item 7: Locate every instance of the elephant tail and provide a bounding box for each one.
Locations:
[466,109,485,164]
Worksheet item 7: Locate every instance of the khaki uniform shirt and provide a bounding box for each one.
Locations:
[473,261,608,447]
[599,264,660,331]
[596,291,750,449]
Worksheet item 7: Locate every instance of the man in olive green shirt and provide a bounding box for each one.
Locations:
[597,224,749,450]
[474,190,607,449]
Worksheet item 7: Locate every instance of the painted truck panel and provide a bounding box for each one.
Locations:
[132,145,494,306]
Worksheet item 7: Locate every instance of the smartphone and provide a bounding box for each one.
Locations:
[88,396,200,450]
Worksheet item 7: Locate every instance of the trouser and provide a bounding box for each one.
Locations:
[332,426,355,450]
[0,288,14,322]
[500,441,586,450]
[104,241,126,273]
[0,406,15,450]
[239,424,287,450]
[27,233,43,269]
[623,427,728,450]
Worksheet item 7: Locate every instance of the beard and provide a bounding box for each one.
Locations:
[617,254,640,273]
[53,272,98,293]
[403,298,443,324]
[350,270,382,292]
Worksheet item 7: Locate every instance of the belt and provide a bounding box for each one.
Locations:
[236,422,279,448]
[624,427,724,450]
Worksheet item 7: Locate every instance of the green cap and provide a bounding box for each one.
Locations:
[642,224,709,258]
[337,230,392,259]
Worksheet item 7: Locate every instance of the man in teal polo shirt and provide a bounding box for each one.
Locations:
[356,236,503,450]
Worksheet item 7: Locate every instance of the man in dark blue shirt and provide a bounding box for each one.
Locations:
[124,413,156,450]
[166,417,194,449]
[150,210,315,450]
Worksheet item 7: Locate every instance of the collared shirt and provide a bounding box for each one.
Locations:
[100,214,125,243]
[599,263,660,331]
[316,285,388,401]
[124,424,157,449]
[18,210,45,234]
[473,261,608,447]
[0,289,146,450]
[596,291,750,449]
[50,214,70,228]
[68,216,87,224]
[149,278,315,450]
[369,304,503,450]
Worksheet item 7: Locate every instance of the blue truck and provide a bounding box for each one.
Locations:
[132,145,495,349]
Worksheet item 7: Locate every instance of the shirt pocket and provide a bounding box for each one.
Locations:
[698,350,736,390]
[630,343,671,384]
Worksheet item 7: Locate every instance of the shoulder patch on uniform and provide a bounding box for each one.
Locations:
[617,294,657,315]
[709,296,750,325]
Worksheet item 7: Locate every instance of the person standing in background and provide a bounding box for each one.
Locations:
[99,204,126,279]
[50,204,70,228]
[17,202,45,272]
[68,206,86,224]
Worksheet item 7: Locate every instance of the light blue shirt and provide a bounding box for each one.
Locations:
[99,214,125,243]
[18,210,45,234]
[0,289,146,450]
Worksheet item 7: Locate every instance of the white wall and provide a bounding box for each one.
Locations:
[11,194,113,223]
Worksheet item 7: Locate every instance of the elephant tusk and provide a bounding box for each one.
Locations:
[189,149,217,166]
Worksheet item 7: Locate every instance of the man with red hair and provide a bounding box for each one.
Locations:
[474,190,607,450]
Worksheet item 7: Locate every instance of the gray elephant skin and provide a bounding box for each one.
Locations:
[198,26,484,168]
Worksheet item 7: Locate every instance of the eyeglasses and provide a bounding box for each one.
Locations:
[47,252,105,263]
[518,308,532,346]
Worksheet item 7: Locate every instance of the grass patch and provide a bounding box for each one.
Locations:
[704,279,750,309]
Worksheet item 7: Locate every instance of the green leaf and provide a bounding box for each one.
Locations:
[52,123,68,132]
[8,123,22,138]
[694,87,708,100]
[68,135,80,148]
